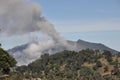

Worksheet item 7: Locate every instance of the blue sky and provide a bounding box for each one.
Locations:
[0,0,120,51]
[33,0,120,51]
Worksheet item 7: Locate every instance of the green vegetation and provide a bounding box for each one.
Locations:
[0,48,17,74]
[0,47,17,79]
[0,46,120,80]
[16,49,120,80]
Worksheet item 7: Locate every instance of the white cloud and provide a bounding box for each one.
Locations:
[55,19,120,33]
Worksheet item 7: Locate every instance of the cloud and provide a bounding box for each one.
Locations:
[55,19,120,33]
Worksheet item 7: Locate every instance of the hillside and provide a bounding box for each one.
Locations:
[0,48,17,80]
[16,49,120,80]
[8,39,119,65]
[68,39,118,53]
[9,39,119,54]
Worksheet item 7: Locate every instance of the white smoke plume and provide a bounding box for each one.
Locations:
[0,0,68,45]
[0,0,59,39]
[13,40,55,65]
[0,0,72,65]
[0,0,40,35]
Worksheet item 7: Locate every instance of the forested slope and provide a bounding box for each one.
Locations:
[16,49,120,80]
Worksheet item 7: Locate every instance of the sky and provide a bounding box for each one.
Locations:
[0,0,120,51]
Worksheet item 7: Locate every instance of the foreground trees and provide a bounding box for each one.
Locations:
[0,48,17,74]
[15,49,120,80]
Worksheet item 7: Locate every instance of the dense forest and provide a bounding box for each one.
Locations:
[16,49,120,80]
[0,47,120,80]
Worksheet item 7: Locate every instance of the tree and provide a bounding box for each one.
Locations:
[16,65,28,73]
[0,43,1,47]
[103,75,115,80]
[96,61,102,67]
[0,48,17,74]
[104,66,108,72]
[117,52,120,57]
[103,50,112,62]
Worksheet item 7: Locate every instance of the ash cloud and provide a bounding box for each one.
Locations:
[0,0,73,65]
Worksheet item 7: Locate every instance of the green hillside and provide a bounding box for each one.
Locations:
[16,49,120,80]
[0,48,17,80]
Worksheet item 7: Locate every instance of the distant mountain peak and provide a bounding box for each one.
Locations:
[77,39,89,43]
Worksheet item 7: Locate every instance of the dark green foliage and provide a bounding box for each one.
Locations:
[112,64,120,76]
[96,61,102,67]
[2,68,10,74]
[93,65,98,71]
[17,49,102,79]
[103,75,115,80]
[79,66,102,80]
[0,43,1,47]
[104,66,108,72]
[16,65,28,73]
[103,50,112,62]
[0,48,17,74]
[16,49,119,80]
[117,52,120,57]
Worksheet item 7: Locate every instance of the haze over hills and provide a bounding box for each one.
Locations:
[9,39,118,54]
[68,39,118,53]
[8,39,119,65]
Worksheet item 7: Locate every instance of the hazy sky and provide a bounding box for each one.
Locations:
[36,0,120,51]
[0,0,120,51]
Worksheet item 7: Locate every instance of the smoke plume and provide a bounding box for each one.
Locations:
[0,0,72,65]
[0,0,59,39]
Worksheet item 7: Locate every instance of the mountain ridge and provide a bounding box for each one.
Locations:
[8,39,119,65]
[67,39,118,53]
[8,39,119,54]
